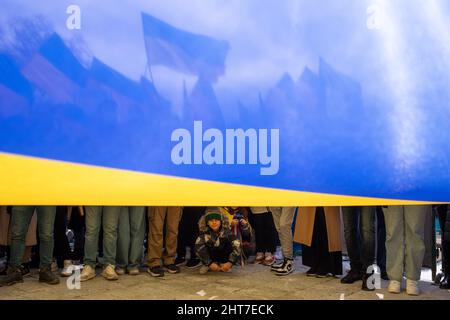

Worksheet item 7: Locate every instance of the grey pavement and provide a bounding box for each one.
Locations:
[1,258,449,300]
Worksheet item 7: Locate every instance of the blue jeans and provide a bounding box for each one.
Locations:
[10,206,56,269]
[84,206,121,267]
[342,206,376,273]
[116,207,146,269]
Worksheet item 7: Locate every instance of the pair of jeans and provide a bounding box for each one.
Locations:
[84,206,121,267]
[116,207,146,269]
[383,205,427,281]
[342,206,376,273]
[269,207,295,259]
[10,206,56,269]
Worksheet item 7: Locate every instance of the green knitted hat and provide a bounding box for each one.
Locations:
[204,207,222,225]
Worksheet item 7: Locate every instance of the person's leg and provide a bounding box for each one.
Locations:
[376,207,387,276]
[102,206,121,267]
[342,207,362,273]
[128,206,145,269]
[278,207,295,260]
[36,206,57,269]
[252,214,265,254]
[148,207,166,267]
[163,207,183,266]
[83,206,102,268]
[360,206,376,273]
[266,212,278,253]
[187,209,204,263]
[403,205,427,281]
[35,206,59,284]
[176,209,187,260]
[116,207,130,269]
[384,206,405,282]
[9,207,34,269]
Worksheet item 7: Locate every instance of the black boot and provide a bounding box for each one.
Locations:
[340,269,362,284]
[39,266,60,285]
[0,266,23,287]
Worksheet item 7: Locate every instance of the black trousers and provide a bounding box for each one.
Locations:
[437,205,450,273]
[252,212,277,253]
[177,207,205,259]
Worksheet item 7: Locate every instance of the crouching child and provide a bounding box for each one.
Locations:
[195,208,241,275]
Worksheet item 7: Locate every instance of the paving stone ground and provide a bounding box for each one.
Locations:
[1,258,449,300]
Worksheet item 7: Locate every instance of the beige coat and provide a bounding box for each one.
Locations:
[294,207,342,252]
[0,207,37,246]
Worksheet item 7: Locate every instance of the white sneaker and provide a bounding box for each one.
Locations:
[406,279,420,296]
[388,280,401,294]
[60,260,74,277]
[102,264,119,281]
[80,265,96,282]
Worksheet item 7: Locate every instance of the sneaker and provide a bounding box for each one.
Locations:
[0,267,23,287]
[199,265,209,275]
[306,267,318,277]
[186,258,202,269]
[115,267,126,276]
[80,265,96,282]
[256,252,264,264]
[262,252,275,266]
[270,260,284,272]
[102,264,119,281]
[175,256,186,266]
[388,280,401,294]
[340,269,362,284]
[164,264,181,274]
[148,266,165,277]
[274,258,294,276]
[39,266,60,285]
[406,279,420,296]
[128,267,140,276]
[61,260,74,277]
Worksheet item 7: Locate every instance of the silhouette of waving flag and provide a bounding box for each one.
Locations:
[142,13,229,81]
